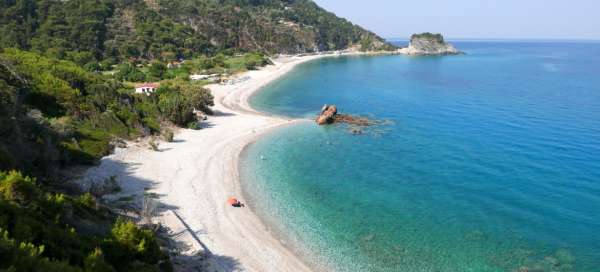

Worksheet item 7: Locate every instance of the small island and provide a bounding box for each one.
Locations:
[398,32,462,55]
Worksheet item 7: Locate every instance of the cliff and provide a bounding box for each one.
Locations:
[399,33,461,55]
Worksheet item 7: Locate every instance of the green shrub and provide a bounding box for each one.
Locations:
[104,218,168,269]
[187,122,200,130]
[84,248,116,272]
[0,171,171,272]
[49,116,76,137]
[84,62,102,72]
[142,117,161,134]
[156,79,214,126]
[0,231,81,272]
[0,171,40,205]
[114,63,146,82]
[148,139,159,151]
[65,51,95,66]
[158,92,193,126]
[89,112,129,138]
[148,61,167,81]
[99,59,116,71]
[162,130,174,142]
[77,193,96,209]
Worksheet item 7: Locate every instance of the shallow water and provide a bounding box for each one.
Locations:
[241,41,600,271]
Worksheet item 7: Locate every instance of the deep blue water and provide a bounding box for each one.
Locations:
[241,41,600,271]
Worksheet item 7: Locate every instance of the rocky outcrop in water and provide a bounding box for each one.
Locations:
[316,104,374,127]
[316,104,338,125]
[399,33,461,55]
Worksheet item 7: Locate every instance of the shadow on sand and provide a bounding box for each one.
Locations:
[84,157,242,272]
[212,110,236,117]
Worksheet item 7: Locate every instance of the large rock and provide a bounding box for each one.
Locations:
[316,104,337,125]
[399,33,461,55]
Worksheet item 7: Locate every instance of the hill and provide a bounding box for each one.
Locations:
[0,0,393,63]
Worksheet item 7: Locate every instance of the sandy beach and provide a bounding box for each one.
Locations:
[81,55,328,271]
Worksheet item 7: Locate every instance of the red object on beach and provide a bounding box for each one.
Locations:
[227,197,240,207]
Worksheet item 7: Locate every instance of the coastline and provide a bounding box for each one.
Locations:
[81,53,343,271]
[77,43,594,271]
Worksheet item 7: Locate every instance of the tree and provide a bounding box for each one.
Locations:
[148,61,167,81]
[114,63,146,82]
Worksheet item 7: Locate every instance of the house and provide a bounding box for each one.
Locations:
[135,83,159,95]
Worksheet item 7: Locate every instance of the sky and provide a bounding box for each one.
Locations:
[313,0,599,40]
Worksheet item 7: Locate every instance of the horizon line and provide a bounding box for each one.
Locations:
[385,37,600,43]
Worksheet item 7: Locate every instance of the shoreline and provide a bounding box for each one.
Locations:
[81,53,346,271]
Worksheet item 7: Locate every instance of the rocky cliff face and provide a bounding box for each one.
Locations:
[399,33,461,55]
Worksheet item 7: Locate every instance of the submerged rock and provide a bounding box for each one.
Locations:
[399,33,461,55]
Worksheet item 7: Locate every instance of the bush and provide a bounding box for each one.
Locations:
[0,171,171,272]
[77,193,96,209]
[49,116,76,137]
[187,122,200,130]
[148,61,167,81]
[84,62,102,72]
[162,130,174,142]
[104,218,168,269]
[0,171,40,205]
[158,92,193,126]
[0,231,81,272]
[65,51,95,66]
[148,138,159,151]
[114,63,146,82]
[99,59,117,71]
[156,79,214,126]
[84,248,116,272]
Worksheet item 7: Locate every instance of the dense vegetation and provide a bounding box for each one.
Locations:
[0,0,393,65]
[0,170,171,271]
[411,32,445,43]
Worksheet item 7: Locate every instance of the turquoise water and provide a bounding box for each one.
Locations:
[241,42,600,271]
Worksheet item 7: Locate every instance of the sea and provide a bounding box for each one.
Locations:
[240,41,600,271]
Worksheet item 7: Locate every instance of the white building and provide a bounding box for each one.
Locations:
[135,83,159,95]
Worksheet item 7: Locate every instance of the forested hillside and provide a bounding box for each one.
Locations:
[1,0,393,65]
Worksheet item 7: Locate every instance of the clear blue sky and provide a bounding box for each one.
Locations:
[313,0,599,40]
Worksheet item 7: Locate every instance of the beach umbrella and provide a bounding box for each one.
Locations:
[227,197,240,206]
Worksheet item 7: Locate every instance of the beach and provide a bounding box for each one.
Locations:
[81,55,326,271]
